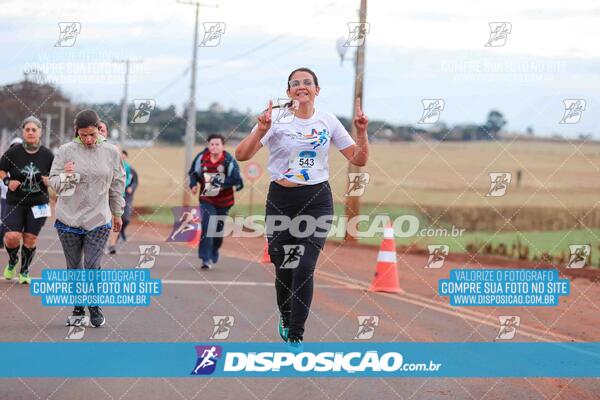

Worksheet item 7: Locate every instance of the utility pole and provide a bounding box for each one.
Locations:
[344,0,368,243]
[178,0,217,206]
[53,101,69,145]
[113,59,143,148]
[0,128,8,154]
[41,113,57,148]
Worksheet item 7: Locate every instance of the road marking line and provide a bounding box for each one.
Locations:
[159,279,347,289]
[38,249,196,257]
[32,246,583,342]
[10,275,346,290]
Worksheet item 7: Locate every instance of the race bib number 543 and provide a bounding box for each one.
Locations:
[289,150,320,170]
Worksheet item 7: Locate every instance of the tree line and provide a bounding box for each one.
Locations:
[0,78,508,144]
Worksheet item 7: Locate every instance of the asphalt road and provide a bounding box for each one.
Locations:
[0,223,598,400]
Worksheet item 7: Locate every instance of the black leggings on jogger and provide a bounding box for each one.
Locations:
[56,226,111,270]
[266,181,333,341]
[56,224,111,309]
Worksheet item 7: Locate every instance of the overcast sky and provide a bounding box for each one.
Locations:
[1,0,599,137]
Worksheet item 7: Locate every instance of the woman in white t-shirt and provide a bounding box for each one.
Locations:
[236,67,369,350]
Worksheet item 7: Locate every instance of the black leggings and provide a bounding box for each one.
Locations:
[265,181,333,341]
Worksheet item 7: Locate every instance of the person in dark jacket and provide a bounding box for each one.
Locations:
[188,134,243,269]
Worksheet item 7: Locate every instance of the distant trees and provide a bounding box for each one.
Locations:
[481,110,507,139]
[1,78,515,144]
[0,77,70,136]
[429,110,507,141]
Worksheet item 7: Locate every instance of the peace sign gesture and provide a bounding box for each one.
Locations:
[256,100,272,135]
[353,97,368,132]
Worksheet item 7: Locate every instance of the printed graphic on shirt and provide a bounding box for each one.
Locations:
[309,128,329,149]
[282,129,330,181]
[20,162,42,193]
[287,128,329,150]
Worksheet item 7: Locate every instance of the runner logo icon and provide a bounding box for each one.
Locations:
[192,345,222,375]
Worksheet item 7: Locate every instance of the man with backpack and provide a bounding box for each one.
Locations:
[188,134,243,269]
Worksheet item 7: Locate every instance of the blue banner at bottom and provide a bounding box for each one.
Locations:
[0,342,598,378]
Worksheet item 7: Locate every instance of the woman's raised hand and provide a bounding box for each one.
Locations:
[353,97,369,132]
[256,100,272,135]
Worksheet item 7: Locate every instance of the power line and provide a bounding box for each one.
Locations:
[153,66,190,98]
[151,2,337,100]
[191,2,338,85]
[197,1,336,72]
[199,36,311,86]
[197,34,287,70]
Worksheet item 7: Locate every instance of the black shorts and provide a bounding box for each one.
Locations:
[265,181,334,254]
[2,204,47,236]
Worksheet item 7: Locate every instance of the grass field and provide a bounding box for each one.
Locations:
[127,140,600,208]
[136,202,600,265]
[130,141,600,263]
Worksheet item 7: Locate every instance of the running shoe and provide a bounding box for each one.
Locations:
[66,307,86,326]
[89,306,105,327]
[108,246,116,255]
[287,338,303,353]
[201,262,212,270]
[3,264,16,280]
[278,315,289,342]
[18,272,31,284]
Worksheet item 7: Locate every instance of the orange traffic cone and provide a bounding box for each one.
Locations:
[368,224,401,293]
[186,227,201,248]
[261,239,271,263]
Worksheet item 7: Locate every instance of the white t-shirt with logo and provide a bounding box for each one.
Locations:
[259,109,355,184]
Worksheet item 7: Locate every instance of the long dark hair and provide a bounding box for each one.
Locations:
[73,109,100,137]
[287,67,319,90]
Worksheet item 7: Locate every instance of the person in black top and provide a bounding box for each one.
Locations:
[0,137,24,248]
[0,116,54,284]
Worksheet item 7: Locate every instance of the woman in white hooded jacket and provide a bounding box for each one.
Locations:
[48,109,125,328]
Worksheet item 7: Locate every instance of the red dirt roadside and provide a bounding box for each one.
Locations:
[131,218,600,343]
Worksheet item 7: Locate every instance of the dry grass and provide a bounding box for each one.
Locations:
[126,140,600,210]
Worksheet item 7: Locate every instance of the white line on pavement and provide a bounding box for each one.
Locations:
[161,279,348,289]
[316,269,579,343]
